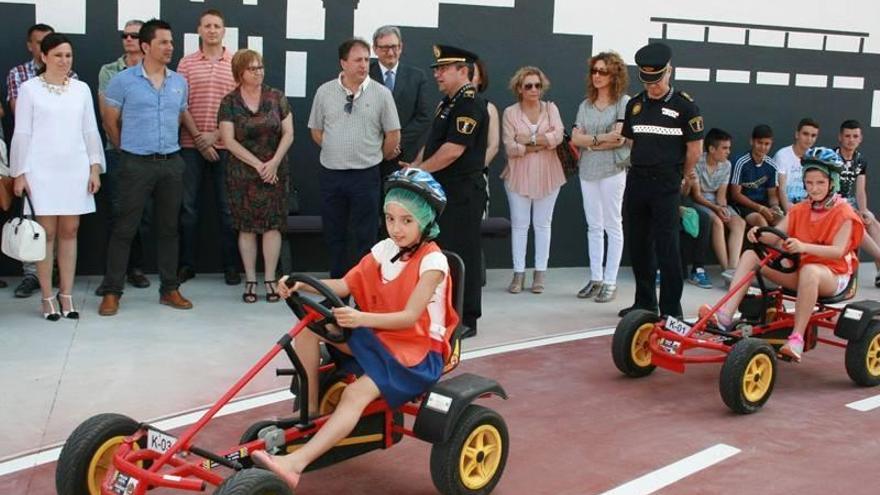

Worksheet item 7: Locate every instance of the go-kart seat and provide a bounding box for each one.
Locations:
[441,250,465,374]
[781,271,858,305]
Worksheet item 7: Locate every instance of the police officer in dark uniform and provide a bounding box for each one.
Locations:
[406,45,488,338]
[619,42,704,318]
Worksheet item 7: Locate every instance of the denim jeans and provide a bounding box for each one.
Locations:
[179,148,237,271]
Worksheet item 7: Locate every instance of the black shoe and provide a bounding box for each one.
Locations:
[178,266,196,284]
[461,323,477,339]
[0,279,7,288]
[224,268,241,286]
[127,269,151,288]
[14,276,40,298]
[617,305,659,318]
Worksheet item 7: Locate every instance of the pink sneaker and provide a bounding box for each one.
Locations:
[780,333,804,362]
[698,304,732,332]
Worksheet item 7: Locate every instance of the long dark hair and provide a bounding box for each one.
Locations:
[37,32,72,75]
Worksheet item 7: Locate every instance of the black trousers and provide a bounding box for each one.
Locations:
[319,166,381,279]
[624,168,683,317]
[680,200,712,277]
[102,148,151,272]
[102,152,185,295]
[436,174,486,330]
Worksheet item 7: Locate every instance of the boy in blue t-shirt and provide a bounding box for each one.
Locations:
[730,124,783,227]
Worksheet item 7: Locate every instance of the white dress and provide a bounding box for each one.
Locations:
[10,77,106,215]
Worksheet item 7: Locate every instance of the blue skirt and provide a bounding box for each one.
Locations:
[331,327,443,409]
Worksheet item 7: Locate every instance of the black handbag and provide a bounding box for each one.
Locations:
[556,130,580,178]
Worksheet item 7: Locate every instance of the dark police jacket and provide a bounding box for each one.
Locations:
[423,83,489,185]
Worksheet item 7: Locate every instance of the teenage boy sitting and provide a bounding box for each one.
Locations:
[774,117,820,212]
[730,124,783,227]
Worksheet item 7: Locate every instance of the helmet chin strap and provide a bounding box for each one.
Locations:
[390,223,434,263]
[810,191,837,211]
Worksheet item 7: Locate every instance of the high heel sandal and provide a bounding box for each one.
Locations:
[57,293,79,319]
[42,297,61,321]
[242,281,258,304]
[264,280,280,303]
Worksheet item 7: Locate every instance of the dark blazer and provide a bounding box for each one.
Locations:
[370,60,433,163]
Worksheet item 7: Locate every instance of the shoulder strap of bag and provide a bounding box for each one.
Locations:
[21,190,35,219]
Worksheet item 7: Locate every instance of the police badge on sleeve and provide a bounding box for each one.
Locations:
[456,116,477,135]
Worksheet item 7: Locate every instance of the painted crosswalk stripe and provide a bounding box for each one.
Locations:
[845,393,880,412]
[599,444,741,495]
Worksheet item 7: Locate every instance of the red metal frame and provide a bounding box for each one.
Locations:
[101,308,429,495]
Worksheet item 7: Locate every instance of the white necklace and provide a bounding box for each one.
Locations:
[39,74,70,95]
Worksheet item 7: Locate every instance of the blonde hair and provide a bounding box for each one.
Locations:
[231,49,262,85]
[508,66,550,101]
[586,51,628,103]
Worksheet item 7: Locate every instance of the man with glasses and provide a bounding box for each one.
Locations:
[307,38,400,278]
[94,19,151,295]
[176,8,239,286]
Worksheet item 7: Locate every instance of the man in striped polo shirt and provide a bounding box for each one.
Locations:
[308,38,401,278]
[177,8,240,285]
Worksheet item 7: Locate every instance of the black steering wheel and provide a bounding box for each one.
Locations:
[751,226,800,274]
[283,274,350,343]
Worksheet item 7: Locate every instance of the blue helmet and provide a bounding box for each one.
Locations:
[384,168,447,216]
[801,146,843,194]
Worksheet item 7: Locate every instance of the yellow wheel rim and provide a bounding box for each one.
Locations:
[459,424,502,490]
[319,382,347,415]
[866,334,880,377]
[86,436,139,495]
[631,323,654,367]
[742,353,773,403]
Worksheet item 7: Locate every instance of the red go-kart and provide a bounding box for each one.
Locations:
[612,227,880,414]
[56,252,509,494]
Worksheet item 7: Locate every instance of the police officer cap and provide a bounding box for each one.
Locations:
[431,44,479,68]
[635,42,672,83]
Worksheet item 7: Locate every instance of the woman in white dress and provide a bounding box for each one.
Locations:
[12,33,104,320]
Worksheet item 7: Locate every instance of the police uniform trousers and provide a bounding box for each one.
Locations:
[436,173,486,331]
[624,166,683,317]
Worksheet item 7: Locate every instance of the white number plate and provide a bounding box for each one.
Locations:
[665,316,691,336]
[147,429,177,454]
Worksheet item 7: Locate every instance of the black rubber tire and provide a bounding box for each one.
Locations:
[611,310,660,377]
[719,338,777,414]
[55,413,141,495]
[214,469,292,495]
[845,321,880,386]
[430,405,508,495]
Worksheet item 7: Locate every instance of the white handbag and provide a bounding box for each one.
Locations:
[2,192,46,262]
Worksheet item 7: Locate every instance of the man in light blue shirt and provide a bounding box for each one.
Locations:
[98,19,193,316]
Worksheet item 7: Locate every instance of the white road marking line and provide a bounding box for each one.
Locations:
[599,444,741,495]
[846,393,880,412]
[0,326,615,477]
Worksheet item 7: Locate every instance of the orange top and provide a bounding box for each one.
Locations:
[343,242,459,367]
[787,199,864,275]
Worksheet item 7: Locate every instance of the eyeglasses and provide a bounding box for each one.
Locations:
[246,66,265,73]
[375,44,401,52]
[344,94,354,114]
[121,32,139,40]
[591,68,610,76]
[522,82,542,90]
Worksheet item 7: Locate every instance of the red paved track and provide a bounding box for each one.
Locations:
[3,335,878,494]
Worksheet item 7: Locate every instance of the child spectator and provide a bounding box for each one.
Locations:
[730,124,783,227]
[774,118,819,212]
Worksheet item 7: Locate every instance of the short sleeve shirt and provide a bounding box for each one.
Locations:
[622,87,703,168]
[218,85,290,163]
[773,145,807,203]
[423,84,489,183]
[575,95,630,181]
[730,152,778,204]
[695,152,732,204]
[835,147,867,201]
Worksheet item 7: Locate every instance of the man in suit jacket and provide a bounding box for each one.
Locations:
[369,25,433,178]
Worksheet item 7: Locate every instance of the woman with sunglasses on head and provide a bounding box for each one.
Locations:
[218,49,293,304]
[500,66,566,294]
[572,51,631,303]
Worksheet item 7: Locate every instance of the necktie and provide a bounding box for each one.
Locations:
[384,70,395,92]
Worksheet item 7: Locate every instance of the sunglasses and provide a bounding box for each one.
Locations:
[121,32,139,40]
[344,94,354,114]
[591,68,610,76]
[522,82,543,90]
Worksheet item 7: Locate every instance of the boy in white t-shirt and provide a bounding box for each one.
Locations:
[774,117,819,213]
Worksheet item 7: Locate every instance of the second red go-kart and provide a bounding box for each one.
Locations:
[612,227,880,414]
[55,252,509,494]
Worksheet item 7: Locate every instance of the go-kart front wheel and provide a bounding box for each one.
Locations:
[845,320,880,386]
[55,413,142,495]
[719,338,777,414]
[214,468,292,495]
[430,404,508,495]
[612,310,660,377]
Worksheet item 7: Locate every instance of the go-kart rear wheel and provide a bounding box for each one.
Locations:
[55,413,142,495]
[612,310,660,377]
[214,468,292,495]
[719,338,777,414]
[845,321,880,386]
[318,371,348,415]
[430,404,508,495]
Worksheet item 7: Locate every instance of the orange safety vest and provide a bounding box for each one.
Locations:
[343,242,459,367]
[787,199,864,275]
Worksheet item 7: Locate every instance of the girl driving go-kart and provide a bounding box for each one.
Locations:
[699,147,864,362]
[251,168,459,490]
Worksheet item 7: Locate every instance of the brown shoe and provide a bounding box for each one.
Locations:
[98,294,120,316]
[160,290,193,310]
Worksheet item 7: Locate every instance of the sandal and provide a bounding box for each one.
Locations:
[242,281,258,304]
[57,293,80,319]
[42,297,61,321]
[265,280,280,303]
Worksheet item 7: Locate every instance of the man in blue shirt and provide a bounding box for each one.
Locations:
[98,19,193,316]
[730,124,783,227]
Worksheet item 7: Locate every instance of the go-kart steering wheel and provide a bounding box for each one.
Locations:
[283,274,350,343]
[752,226,800,274]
